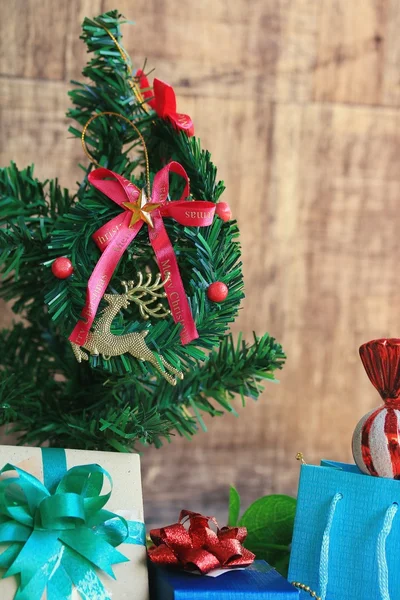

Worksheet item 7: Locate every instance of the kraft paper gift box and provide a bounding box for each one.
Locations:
[288,460,400,600]
[148,560,300,599]
[0,445,149,600]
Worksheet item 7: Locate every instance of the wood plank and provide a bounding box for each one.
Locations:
[0,0,69,80]
[101,0,319,102]
[313,0,389,105]
[0,78,82,186]
[262,102,400,470]
[0,0,103,81]
[382,0,400,105]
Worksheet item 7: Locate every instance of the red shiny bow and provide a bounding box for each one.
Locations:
[136,70,194,136]
[148,510,255,574]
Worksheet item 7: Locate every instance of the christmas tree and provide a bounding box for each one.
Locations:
[0,10,285,452]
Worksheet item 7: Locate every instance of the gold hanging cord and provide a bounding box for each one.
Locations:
[81,111,151,200]
[99,23,151,113]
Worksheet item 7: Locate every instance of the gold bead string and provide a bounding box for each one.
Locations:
[291,581,321,599]
[99,23,151,113]
[81,111,151,200]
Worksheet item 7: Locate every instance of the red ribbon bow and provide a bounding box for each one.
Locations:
[69,162,215,347]
[136,70,194,136]
[148,510,255,574]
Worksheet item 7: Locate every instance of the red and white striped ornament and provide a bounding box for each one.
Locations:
[352,338,400,479]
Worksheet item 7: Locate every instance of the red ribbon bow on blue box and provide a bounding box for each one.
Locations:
[148,510,255,574]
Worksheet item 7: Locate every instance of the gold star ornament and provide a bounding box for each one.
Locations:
[123,189,161,228]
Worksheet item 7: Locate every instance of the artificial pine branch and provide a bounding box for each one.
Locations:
[148,123,226,201]
[68,10,152,172]
[0,328,283,451]
[0,10,286,450]
[0,164,74,323]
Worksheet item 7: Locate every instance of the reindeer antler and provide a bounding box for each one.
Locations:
[121,271,171,320]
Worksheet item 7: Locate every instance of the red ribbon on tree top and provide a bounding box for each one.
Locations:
[69,162,215,347]
[148,510,255,574]
[136,70,195,137]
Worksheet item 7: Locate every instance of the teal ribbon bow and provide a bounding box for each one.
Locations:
[0,448,145,600]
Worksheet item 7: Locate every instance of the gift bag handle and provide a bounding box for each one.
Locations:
[317,492,343,600]
[292,493,343,600]
[377,502,398,600]
[313,496,398,600]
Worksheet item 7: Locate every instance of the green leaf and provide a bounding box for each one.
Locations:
[228,486,241,527]
[238,494,296,574]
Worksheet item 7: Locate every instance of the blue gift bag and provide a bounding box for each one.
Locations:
[288,460,400,600]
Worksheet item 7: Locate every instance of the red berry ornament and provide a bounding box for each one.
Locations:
[216,202,232,222]
[207,282,228,303]
[51,257,74,279]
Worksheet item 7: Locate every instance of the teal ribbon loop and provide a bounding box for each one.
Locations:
[0,455,145,600]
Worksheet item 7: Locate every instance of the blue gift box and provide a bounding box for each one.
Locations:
[149,559,299,599]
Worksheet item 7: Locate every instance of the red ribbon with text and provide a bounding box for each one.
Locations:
[69,162,215,347]
[148,510,255,574]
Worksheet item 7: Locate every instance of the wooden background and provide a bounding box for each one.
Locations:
[1,0,400,527]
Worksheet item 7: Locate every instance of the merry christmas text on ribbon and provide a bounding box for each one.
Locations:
[69,161,215,347]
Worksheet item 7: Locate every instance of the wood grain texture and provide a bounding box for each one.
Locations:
[1,0,400,528]
[314,0,388,104]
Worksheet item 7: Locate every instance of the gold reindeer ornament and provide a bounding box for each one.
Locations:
[70,272,184,386]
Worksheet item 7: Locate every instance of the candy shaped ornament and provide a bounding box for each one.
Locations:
[352,338,400,478]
